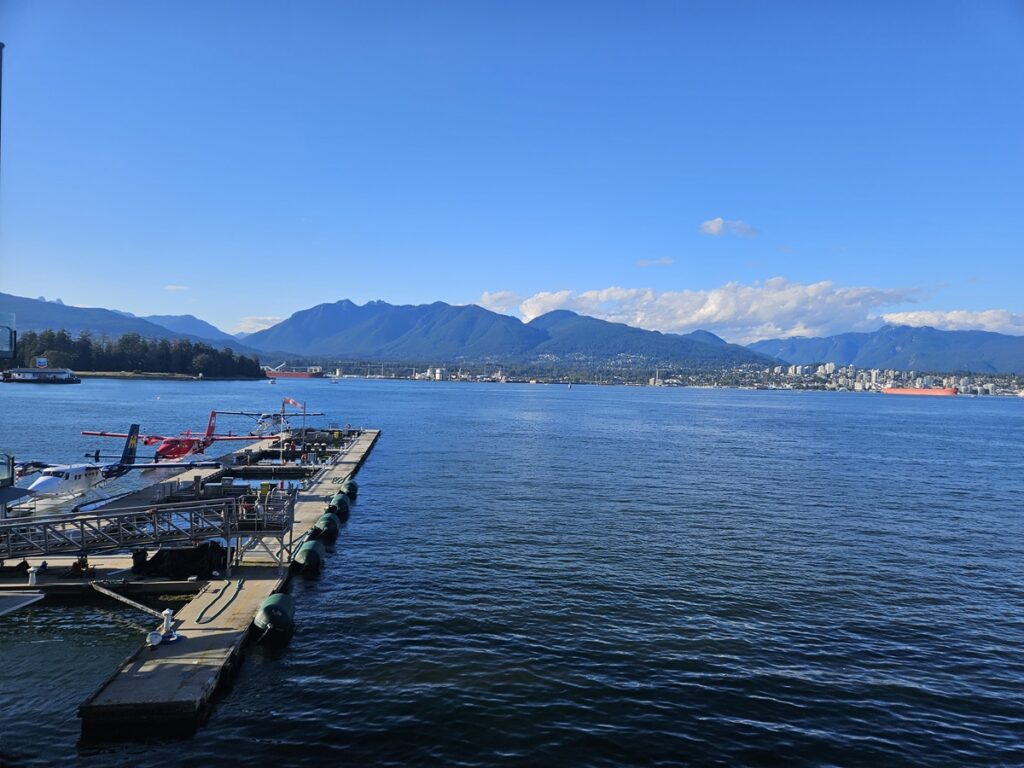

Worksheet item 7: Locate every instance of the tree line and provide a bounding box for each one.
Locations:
[3,330,265,378]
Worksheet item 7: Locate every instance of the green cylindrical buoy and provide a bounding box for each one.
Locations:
[340,479,358,502]
[313,511,341,543]
[252,593,295,644]
[327,492,350,520]
[292,539,326,577]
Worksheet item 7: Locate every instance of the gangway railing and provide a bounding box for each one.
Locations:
[0,492,294,561]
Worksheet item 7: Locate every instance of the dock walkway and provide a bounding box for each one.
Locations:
[79,564,280,734]
[78,429,380,738]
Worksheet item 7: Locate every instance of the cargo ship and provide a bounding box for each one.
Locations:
[263,365,324,379]
[882,387,957,397]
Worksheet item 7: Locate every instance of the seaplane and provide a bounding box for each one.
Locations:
[24,425,219,498]
[82,411,257,462]
[216,404,325,436]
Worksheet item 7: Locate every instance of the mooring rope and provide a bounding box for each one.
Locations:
[194,577,245,624]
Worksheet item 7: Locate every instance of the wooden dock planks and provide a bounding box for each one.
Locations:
[79,565,282,734]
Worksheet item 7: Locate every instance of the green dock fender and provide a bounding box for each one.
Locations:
[252,593,296,645]
[340,479,358,502]
[327,492,351,520]
[292,539,326,577]
[313,512,342,543]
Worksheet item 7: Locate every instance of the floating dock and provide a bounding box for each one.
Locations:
[0,426,380,740]
[79,562,282,735]
[78,428,379,738]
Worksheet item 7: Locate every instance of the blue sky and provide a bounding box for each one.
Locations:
[0,1,1021,342]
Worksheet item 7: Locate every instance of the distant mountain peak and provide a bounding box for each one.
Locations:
[143,314,234,342]
[530,309,579,321]
[679,329,728,346]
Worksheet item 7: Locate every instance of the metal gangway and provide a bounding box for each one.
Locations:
[0,491,295,563]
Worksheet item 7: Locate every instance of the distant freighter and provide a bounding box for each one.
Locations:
[882,387,958,397]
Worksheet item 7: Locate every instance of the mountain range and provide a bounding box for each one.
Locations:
[137,314,237,342]
[242,300,771,367]
[4,291,1024,372]
[0,293,254,354]
[749,325,1024,374]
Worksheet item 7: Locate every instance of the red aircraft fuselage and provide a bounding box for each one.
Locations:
[146,436,208,461]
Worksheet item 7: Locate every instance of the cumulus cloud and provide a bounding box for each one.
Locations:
[478,290,523,315]
[164,284,190,292]
[484,278,914,343]
[233,316,284,334]
[699,217,758,237]
[637,257,674,267]
[882,309,1024,335]
[699,217,725,236]
[480,280,1024,342]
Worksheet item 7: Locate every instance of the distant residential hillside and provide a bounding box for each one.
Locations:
[748,325,1024,374]
[244,299,773,367]
[526,310,767,366]
[0,293,255,354]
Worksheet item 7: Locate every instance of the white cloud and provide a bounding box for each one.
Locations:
[164,284,190,292]
[699,217,725,236]
[519,290,577,322]
[637,257,674,267]
[478,290,524,315]
[481,279,1024,343]
[233,316,284,334]
[882,309,1024,335]
[728,220,758,237]
[485,278,914,343]
[699,217,757,237]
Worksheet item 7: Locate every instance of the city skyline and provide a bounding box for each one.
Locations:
[1,1,1022,340]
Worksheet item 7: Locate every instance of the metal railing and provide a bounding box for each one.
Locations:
[0,491,295,560]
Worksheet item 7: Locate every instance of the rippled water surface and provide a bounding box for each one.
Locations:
[1,379,1023,766]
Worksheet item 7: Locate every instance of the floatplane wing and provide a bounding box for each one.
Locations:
[82,429,171,445]
[14,460,54,478]
[82,430,256,443]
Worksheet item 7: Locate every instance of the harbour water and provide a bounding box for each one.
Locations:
[1,379,1022,766]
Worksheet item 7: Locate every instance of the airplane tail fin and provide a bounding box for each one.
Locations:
[205,411,217,439]
[120,424,140,465]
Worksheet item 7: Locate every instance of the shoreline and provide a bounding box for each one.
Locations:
[43,371,1021,396]
[76,371,264,381]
